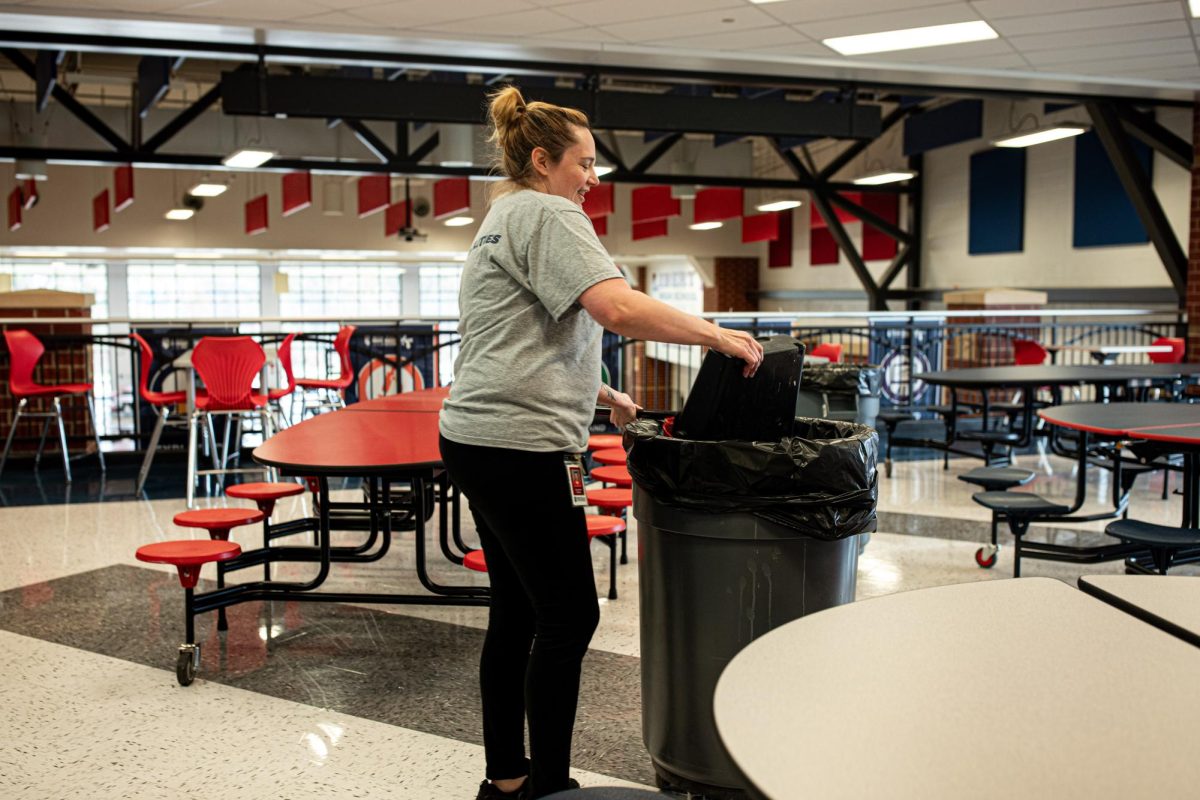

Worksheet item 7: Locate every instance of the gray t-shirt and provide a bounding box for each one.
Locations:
[439,189,622,452]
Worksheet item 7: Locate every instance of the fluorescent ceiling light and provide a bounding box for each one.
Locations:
[1191,0,1200,17]
[756,200,803,212]
[824,20,997,56]
[594,165,614,177]
[222,148,275,169]
[164,208,194,220]
[189,182,228,197]
[853,170,917,186]
[320,253,364,260]
[444,216,475,227]
[689,221,723,231]
[438,160,474,168]
[992,124,1088,148]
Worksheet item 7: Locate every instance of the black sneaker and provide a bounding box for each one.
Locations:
[475,780,529,800]
[537,779,581,799]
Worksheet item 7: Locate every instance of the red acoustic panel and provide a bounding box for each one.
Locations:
[591,215,608,236]
[583,182,614,220]
[22,179,38,210]
[282,171,312,217]
[245,194,268,235]
[632,218,668,241]
[861,192,900,261]
[357,175,390,218]
[113,164,134,212]
[631,185,679,223]
[810,226,838,266]
[768,208,793,268]
[694,187,743,224]
[385,200,410,236]
[810,193,861,228]
[433,177,471,219]
[742,212,780,243]
[93,189,110,233]
[7,187,21,231]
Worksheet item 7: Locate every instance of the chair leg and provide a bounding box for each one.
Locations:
[186,412,200,508]
[137,407,169,494]
[53,397,72,483]
[34,417,51,467]
[260,409,278,482]
[85,392,105,472]
[0,398,26,478]
[220,414,233,470]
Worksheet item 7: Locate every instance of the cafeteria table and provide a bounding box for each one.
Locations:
[1044,343,1173,364]
[183,389,488,623]
[713,578,1200,800]
[1079,574,1200,649]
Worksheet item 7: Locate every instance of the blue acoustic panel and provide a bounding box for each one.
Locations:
[969,148,1026,255]
[1072,130,1152,248]
[904,100,983,156]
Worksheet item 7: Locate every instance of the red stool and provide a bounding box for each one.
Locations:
[225,481,308,580]
[591,448,627,467]
[591,465,632,488]
[463,549,487,573]
[174,508,264,631]
[135,539,242,686]
[588,487,633,565]
[587,514,625,600]
[588,434,622,451]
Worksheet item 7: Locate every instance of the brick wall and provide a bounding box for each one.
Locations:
[1188,96,1200,361]
[703,257,759,313]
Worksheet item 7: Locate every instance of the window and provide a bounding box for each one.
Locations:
[278,262,404,318]
[418,265,463,317]
[0,260,109,318]
[127,262,261,318]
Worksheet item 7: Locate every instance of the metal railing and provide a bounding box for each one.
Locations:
[0,308,1185,446]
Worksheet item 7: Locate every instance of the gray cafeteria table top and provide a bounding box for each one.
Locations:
[713,578,1200,800]
[1079,575,1200,649]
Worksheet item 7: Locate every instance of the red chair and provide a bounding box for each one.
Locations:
[0,329,105,483]
[132,332,188,494]
[295,325,357,416]
[187,337,276,507]
[809,343,843,363]
[266,333,298,427]
[1149,336,1185,364]
[135,539,242,685]
[1012,338,1048,366]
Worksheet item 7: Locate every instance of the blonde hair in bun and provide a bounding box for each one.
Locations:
[487,85,589,199]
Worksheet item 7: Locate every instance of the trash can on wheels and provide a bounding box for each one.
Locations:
[627,416,878,799]
[795,362,883,428]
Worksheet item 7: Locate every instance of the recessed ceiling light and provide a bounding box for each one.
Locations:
[852,170,918,186]
[823,20,998,56]
[756,200,803,212]
[444,216,475,227]
[992,124,1088,148]
[594,165,614,177]
[222,148,275,169]
[164,208,194,220]
[689,221,723,231]
[189,182,228,197]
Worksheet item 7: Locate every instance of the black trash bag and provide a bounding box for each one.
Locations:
[801,363,882,398]
[624,416,878,541]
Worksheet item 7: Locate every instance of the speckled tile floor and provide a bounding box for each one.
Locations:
[0,450,1194,799]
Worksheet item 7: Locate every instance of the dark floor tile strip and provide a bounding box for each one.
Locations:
[0,564,654,786]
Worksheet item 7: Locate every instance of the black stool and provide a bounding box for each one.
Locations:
[1105,519,1200,575]
[958,429,1022,467]
[959,467,1036,568]
[876,409,915,478]
[971,490,1070,577]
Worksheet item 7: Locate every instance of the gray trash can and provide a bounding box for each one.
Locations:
[796,363,882,428]
[626,417,878,799]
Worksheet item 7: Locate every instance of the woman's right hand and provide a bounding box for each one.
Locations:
[713,328,764,378]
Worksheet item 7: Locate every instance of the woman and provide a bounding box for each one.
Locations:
[438,85,763,800]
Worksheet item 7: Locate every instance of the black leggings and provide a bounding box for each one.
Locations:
[439,435,600,799]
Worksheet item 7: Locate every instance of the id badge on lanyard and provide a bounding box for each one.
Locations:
[564,454,588,507]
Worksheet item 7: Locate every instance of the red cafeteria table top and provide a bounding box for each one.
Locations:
[349,386,451,413]
[254,405,442,475]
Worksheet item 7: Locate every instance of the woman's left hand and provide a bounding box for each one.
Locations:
[607,389,641,428]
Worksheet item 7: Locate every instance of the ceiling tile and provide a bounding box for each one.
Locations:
[792,5,985,40]
[1024,37,1197,67]
[416,8,581,36]
[597,7,781,43]
[755,0,964,25]
[171,0,333,22]
[990,2,1183,37]
[292,10,377,28]
[647,25,813,51]
[533,26,626,44]
[972,0,1158,19]
[349,0,536,28]
[553,0,740,27]
[754,41,844,58]
[1008,19,1190,52]
[1124,66,1200,81]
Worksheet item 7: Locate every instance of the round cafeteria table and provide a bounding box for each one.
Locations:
[713,578,1200,800]
[1079,574,1200,649]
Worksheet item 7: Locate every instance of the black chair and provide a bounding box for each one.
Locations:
[1105,519,1200,575]
[971,490,1071,577]
[958,466,1036,568]
[875,408,916,478]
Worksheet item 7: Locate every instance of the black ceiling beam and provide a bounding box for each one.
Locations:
[877,245,912,291]
[220,71,883,139]
[592,136,627,173]
[827,192,914,242]
[142,84,219,153]
[631,133,682,174]
[35,50,63,113]
[3,48,130,152]
[136,56,182,118]
[406,131,440,164]
[342,118,395,163]
[809,191,883,309]
[819,105,916,181]
[1115,105,1191,170]
[1087,101,1186,301]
